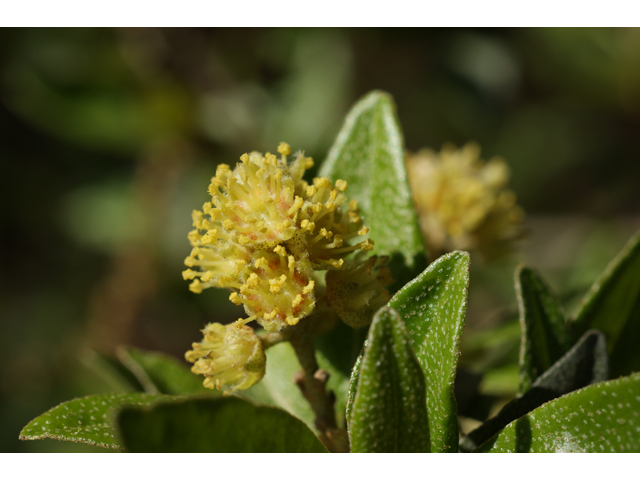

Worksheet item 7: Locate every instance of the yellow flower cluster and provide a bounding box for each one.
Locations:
[183,143,381,332]
[185,321,265,392]
[406,142,524,259]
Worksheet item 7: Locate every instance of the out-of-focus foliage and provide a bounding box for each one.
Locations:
[2,28,640,452]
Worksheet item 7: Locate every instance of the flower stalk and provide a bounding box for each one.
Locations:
[289,327,349,453]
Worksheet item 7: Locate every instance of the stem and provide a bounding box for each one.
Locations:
[289,331,350,453]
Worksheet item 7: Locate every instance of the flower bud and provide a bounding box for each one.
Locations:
[185,321,266,392]
[325,255,393,328]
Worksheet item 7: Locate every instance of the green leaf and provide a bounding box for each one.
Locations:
[388,251,470,452]
[235,342,316,433]
[117,396,327,452]
[320,90,426,280]
[350,307,430,453]
[117,344,319,435]
[81,349,145,393]
[571,229,640,377]
[19,393,175,450]
[116,346,214,396]
[478,372,640,453]
[516,265,570,394]
[345,351,363,432]
[461,329,609,452]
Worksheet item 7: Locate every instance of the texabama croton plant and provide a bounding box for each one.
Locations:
[182,142,392,394]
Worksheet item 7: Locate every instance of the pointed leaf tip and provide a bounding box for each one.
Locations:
[515,265,570,394]
[388,250,470,452]
[320,90,425,274]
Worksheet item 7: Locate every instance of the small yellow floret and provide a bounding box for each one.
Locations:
[232,249,315,332]
[185,321,266,392]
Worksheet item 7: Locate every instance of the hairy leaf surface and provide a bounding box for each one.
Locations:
[516,265,570,394]
[320,90,425,281]
[19,393,175,450]
[478,373,640,452]
[350,307,430,452]
[461,329,608,452]
[388,251,470,452]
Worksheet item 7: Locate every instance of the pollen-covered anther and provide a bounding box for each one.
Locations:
[303,280,315,294]
[189,279,204,294]
[229,292,242,305]
[200,231,217,245]
[286,196,304,216]
[201,271,214,282]
[359,239,375,251]
[335,179,347,192]
[263,311,277,320]
[269,274,288,293]
[286,316,300,326]
[183,269,197,280]
[277,142,291,157]
[292,294,303,308]
[185,322,266,392]
[331,235,344,248]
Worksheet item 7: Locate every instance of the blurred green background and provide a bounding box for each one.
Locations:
[2,28,640,452]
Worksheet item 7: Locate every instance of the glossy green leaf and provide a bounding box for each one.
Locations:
[236,341,315,433]
[461,329,609,452]
[571,229,640,377]
[350,307,430,452]
[320,90,425,277]
[19,393,175,450]
[516,265,570,394]
[116,346,213,395]
[478,372,640,452]
[117,396,327,453]
[388,251,470,452]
